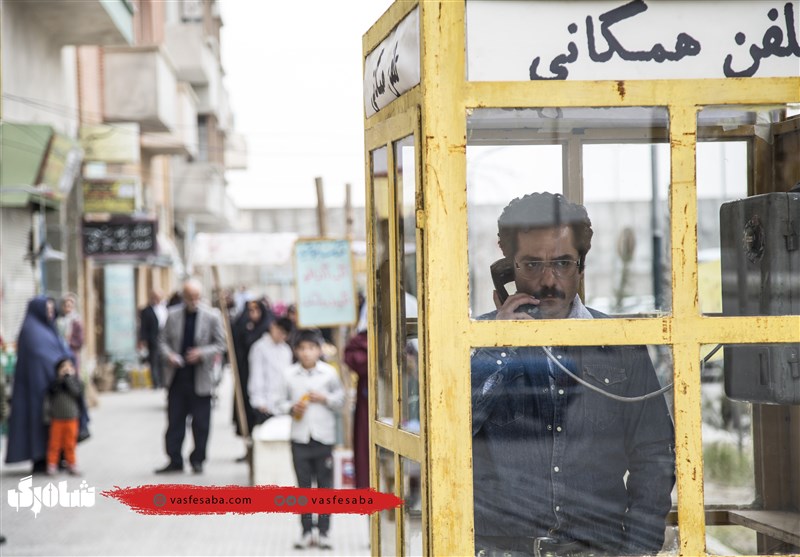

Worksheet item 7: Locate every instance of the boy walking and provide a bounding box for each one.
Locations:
[275,329,345,550]
[46,358,84,475]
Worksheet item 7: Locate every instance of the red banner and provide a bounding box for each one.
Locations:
[102,485,403,516]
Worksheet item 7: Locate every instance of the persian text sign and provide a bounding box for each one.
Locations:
[294,239,357,327]
[467,0,800,81]
[364,7,420,117]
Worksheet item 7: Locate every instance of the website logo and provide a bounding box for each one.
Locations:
[7,475,96,517]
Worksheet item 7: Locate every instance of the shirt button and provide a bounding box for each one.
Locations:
[604,378,610,384]
[501,352,507,357]
[543,388,549,394]
[547,425,552,430]
[496,360,502,365]
[556,426,562,432]
[558,389,565,395]
[557,355,562,359]
[555,506,561,511]
[554,466,560,472]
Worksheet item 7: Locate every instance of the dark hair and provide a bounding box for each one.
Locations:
[273,317,294,334]
[292,328,323,349]
[497,192,593,269]
[54,357,73,372]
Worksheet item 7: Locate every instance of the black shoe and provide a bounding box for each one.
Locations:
[235,454,248,463]
[155,463,183,474]
[191,462,203,474]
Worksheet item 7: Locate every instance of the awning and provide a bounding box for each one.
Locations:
[0,122,83,209]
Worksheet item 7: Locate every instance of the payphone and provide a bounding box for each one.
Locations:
[720,191,800,405]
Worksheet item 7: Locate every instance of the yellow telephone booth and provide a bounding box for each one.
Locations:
[362,2,799,555]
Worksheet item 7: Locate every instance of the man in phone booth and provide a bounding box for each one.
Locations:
[471,192,675,557]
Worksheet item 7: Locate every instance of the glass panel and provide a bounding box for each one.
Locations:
[583,143,671,314]
[697,105,800,318]
[467,107,672,319]
[401,457,423,556]
[702,342,800,555]
[378,447,396,556]
[395,135,421,433]
[471,343,677,555]
[372,146,393,425]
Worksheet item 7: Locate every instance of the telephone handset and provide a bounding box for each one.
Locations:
[490,258,540,318]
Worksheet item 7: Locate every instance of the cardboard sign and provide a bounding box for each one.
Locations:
[294,239,357,328]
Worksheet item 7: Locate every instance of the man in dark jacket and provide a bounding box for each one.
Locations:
[472,192,675,556]
[139,289,165,389]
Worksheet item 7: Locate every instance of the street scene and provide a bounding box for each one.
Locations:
[0,370,370,556]
[2,1,799,557]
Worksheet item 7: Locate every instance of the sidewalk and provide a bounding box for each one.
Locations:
[0,369,370,556]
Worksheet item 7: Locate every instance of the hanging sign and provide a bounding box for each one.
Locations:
[466,0,800,81]
[82,218,157,257]
[364,7,420,117]
[294,239,357,328]
[83,178,138,214]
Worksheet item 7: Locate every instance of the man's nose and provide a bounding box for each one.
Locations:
[539,264,558,286]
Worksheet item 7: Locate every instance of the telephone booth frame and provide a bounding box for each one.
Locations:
[362,2,800,556]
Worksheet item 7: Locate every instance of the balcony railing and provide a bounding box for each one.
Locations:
[24,0,133,47]
[103,46,178,132]
[141,82,199,157]
[172,158,238,229]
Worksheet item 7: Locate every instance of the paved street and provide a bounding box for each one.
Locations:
[1,370,371,556]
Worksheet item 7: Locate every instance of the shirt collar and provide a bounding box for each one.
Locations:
[566,294,594,319]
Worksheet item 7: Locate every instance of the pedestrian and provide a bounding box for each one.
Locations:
[45,358,84,475]
[248,317,294,425]
[471,192,675,556]
[231,299,271,449]
[155,278,225,474]
[274,329,345,550]
[56,293,84,373]
[343,306,369,490]
[5,297,87,473]
[138,289,167,389]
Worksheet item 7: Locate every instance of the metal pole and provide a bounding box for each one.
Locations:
[211,265,252,481]
[651,144,664,310]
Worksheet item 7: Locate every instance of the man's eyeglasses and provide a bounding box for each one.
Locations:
[515,259,580,279]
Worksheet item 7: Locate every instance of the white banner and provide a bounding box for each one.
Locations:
[192,232,298,266]
[467,0,800,81]
[364,7,420,117]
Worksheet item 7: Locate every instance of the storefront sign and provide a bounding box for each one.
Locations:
[80,123,140,163]
[364,7,420,117]
[466,0,800,81]
[82,178,138,214]
[82,219,156,257]
[294,239,357,327]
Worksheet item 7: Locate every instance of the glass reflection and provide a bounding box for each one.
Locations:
[471,340,676,555]
[372,147,393,425]
[401,457,423,556]
[395,135,421,432]
[378,447,396,556]
[467,107,672,318]
[702,342,800,555]
[697,105,799,318]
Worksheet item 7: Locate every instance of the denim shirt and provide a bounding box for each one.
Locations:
[471,311,675,555]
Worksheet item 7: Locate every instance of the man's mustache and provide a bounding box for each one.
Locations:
[533,287,566,299]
